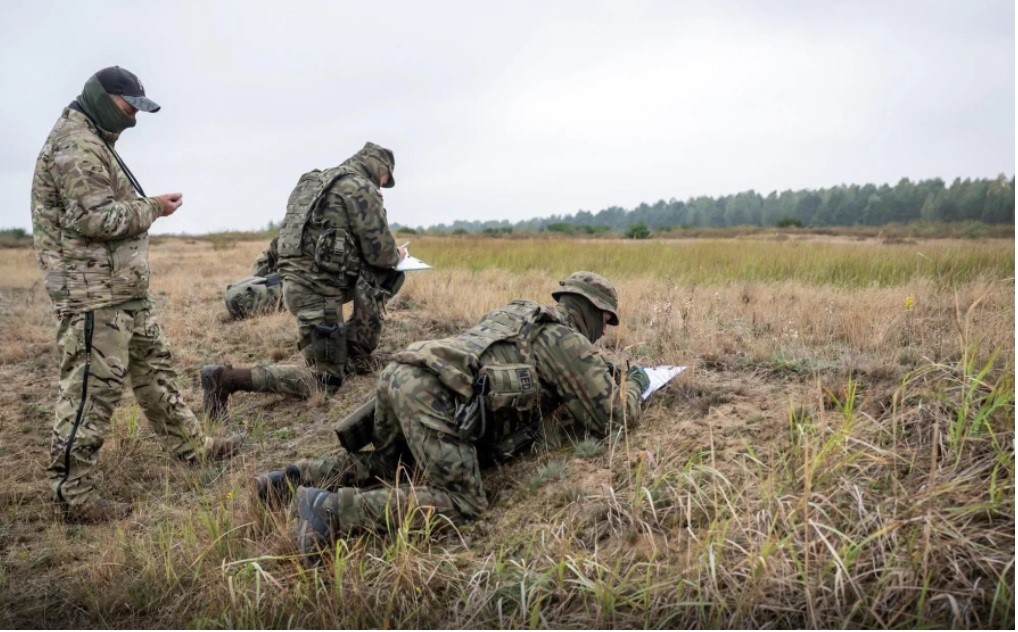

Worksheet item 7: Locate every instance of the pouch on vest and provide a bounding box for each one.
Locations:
[454,391,486,442]
[313,227,355,275]
[479,363,540,412]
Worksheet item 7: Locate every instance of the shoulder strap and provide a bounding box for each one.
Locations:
[395,300,546,398]
[70,102,146,196]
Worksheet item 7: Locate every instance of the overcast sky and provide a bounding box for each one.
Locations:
[1,0,1013,234]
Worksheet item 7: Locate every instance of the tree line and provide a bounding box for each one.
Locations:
[412,175,1014,234]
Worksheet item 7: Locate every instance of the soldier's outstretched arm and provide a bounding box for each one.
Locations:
[534,326,643,437]
[52,136,161,241]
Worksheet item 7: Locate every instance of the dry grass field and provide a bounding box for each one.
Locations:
[0,234,1013,628]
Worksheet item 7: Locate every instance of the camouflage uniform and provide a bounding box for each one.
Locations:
[223,238,284,320]
[255,143,402,396]
[288,276,646,541]
[251,236,280,278]
[32,106,212,508]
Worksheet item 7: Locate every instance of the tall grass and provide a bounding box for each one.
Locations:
[0,236,1012,627]
[408,236,1013,286]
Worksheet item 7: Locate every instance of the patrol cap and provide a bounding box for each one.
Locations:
[95,66,161,113]
[359,142,396,188]
[551,271,620,325]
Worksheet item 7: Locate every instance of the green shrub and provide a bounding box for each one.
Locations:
[625,222,650,239]
[545,222,575,235]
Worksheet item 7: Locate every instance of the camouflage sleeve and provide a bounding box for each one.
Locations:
[328,181,399,270]
[51,136,159,240]
[251,237,279,276]
[533,324,643,437]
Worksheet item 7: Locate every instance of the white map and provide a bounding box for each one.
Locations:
[640,365,687,400]
[396,255,432,271]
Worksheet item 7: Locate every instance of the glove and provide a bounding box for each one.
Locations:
[627,365,651,393]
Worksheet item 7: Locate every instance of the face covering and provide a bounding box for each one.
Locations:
[76,75,136,134]
[558,294,605,343]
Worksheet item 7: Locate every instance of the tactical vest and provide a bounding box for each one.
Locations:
[276,166,360,277]
[396,300,567,457]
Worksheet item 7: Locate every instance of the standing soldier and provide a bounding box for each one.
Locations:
[31,66,243,523]
[201,142,406,418]
[251,272,651,558]
[223,237,285,320]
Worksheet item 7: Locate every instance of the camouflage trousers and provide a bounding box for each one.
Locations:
[253,275,392,398]
[48,305,208,507]
[294,363,488,533]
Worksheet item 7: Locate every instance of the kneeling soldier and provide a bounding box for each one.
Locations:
[202,143,406,418]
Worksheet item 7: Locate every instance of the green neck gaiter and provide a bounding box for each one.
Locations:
[77,75,136,135]
[558,294,605,343]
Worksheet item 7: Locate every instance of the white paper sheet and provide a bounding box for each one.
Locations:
[640,365,687,400]
[396,255,432,271]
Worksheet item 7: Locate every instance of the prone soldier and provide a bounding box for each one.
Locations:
[251,272,651,558]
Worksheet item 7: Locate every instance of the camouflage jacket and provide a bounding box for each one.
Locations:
[277,153,399,297]
[397,301,643,446]
[531,304,644,437]
[31,108,160,316]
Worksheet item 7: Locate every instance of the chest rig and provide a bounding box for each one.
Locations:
[276,166,360,279]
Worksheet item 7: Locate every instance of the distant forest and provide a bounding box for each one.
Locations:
[412,175,1015,234]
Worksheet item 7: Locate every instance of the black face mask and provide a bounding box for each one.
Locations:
[76,75,136,135]
[558,294,605,343]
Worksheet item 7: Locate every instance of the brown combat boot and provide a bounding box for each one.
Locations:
[201,365,254,420]
[63,497,133,523]
[201,432,247,461]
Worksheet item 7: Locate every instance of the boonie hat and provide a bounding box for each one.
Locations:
[359,142,396,188]
[95,66,161,113]
[552,271,620,326]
